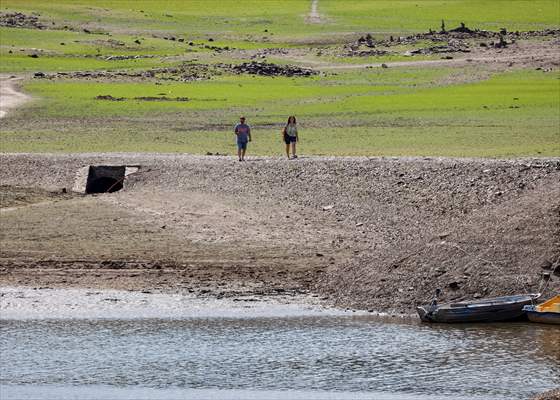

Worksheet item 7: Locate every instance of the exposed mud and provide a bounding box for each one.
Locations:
[1,154,558,314]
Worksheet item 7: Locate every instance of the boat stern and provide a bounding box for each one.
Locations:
[416,306,433,322]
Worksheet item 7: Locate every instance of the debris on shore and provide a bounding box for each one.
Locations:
[228,61,317,77]
[33,62,218,82]
[346,25,559,57]
[95,94,189,102]
[0,12,46,29]
[531,388,560,400]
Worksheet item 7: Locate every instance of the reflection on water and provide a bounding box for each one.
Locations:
[1,317,558,400]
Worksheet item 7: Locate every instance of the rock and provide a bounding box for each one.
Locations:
[322,205,334,211]
[28,54,39,58]
[230,61,316,77]
[448,281,460,290]
[33,72,45,78]
[531,388,560,400]
[134,39,141,44]
[95,95,125,101]
[381,63,388,68]
[0,12,46,29]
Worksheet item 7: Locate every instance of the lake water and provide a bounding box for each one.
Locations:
[1,315,559,400]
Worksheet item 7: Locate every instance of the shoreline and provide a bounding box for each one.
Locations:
[0,285,388,320]
[1,153,559,314]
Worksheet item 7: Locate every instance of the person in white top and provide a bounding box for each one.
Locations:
[282,115,299,159]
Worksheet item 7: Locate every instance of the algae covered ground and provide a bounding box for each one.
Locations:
[0,0,559,156]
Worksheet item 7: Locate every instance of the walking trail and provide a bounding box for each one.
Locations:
[0,76,30,119]
[306,0,323,24]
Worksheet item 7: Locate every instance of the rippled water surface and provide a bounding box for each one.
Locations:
[1,317,559,399]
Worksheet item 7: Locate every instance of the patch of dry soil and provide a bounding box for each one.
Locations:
[0,76,31,118]
[1,154,558,314]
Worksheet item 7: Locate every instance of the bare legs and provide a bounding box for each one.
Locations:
[285,141,297,159]
[238,146,247,161]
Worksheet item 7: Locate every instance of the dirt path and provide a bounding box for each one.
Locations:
[305,0,323,24]
[0,76,30,119]
[283,49,560,70]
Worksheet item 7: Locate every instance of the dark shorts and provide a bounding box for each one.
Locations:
[284,135,297,144]
[237,141,248,150]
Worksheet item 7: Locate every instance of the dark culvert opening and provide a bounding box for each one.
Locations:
[85,166,126,194]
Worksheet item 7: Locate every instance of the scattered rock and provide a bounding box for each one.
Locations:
[229,62,316,77]
[134,96,189,102]
[0,12,45,29]
[95,95,125,101]
[531,388,560,400]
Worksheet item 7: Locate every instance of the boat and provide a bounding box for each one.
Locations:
[523,295,560,325]
[417,292,541,323]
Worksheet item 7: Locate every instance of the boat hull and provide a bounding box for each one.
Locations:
[417,294,540,323]
[526,311,560,325]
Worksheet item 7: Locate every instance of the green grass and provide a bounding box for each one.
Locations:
[321,0,560,33]
[0,0,558,157]
[3,0,559,41]
[2,69,558,157]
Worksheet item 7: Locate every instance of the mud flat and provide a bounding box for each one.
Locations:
[0,153,558,314]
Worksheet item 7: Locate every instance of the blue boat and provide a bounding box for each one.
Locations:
[417,293,541,323]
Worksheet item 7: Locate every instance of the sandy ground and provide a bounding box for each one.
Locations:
[0,76,31,119]
[1,153,558,314]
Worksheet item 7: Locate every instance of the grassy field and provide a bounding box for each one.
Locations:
[1,0,559,157]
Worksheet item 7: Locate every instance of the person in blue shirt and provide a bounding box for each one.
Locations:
[234,116,252,161]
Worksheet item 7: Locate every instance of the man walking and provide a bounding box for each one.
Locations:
[234,116,251,161]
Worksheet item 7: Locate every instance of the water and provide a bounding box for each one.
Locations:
[1,316,559,400]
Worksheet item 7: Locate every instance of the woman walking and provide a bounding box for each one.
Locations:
[282,115,299,159]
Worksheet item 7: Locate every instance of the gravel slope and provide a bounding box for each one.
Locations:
[1,153,558,313]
